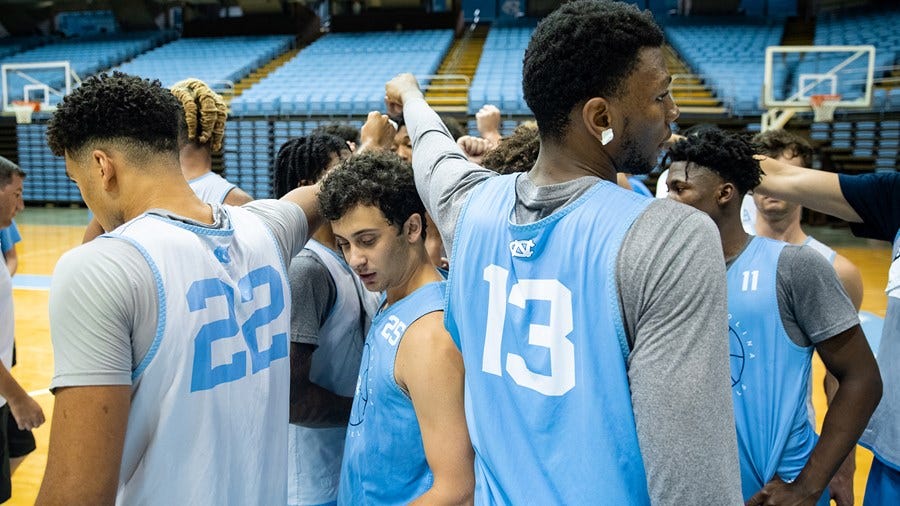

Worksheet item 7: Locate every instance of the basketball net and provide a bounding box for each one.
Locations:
[10,100,40,124]
[810,94,841,122]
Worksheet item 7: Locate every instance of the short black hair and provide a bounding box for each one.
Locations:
[274,133,347,199]
[482,122,540,174]
[522,0,664,141]
[47,72,182,158]
[665,128,761,195]
[752,129,814,168]
[0,156,25,188]
[312,123,360,146]
[318,150,426,238]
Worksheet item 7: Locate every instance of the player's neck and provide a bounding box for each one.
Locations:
[720,213,751,262]
[179,144,213,181]
[384,249,442,307]
[126,171,214,225]
[312,225,337,252]
[530,138,617,186]
[755,213,807,245]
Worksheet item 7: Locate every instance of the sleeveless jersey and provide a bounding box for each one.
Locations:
[337,282,445,505]
[446,174,652,504]
[189,172,237,204]
[860,229,900,469]
[289,239,379,505]
[728,236,826,504]
[803,236,837,264]
[108,206,291,505]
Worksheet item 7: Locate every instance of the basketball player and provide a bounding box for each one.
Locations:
[0,221,20,275]
[82,77,252,242]
[665,129,881,505]
[317,151,473,504]
[37,72,322,504]
[0,157,45,504]
[386,0,743,502]
[274,133,379,506]
[756,155,900,505]
[752,129,863,504]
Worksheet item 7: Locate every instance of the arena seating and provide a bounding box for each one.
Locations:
[223,119,365,198]
[810,119,899,173]
[16,123,79,203]
[230,30,454,116]
[113,35,295,92]
[467,27,534,115]
[0,36,51,59]
[665,22,784,115]
[2,32,172,104]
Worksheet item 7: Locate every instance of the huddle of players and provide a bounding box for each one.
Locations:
[32,1,893,505]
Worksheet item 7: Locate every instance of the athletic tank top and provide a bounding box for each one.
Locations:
[109,206,290,505]
[337,281,445,505]
[446,174,652,504]
[189,172,237,204]
[288,240,379,505]
[803,236,837,264]
[728,236,824,503]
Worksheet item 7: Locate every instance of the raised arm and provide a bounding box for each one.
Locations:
[396,312,474,506]
[280,184,324,237]
[756,157,861,223]
[385,74,495,255]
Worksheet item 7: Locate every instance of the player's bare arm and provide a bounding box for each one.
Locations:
[223,186,254,206]
[756,157,861,223]
[748,325,881,505]
[36,385,130,505]
[280,183,325,235]
[395,312,475,506]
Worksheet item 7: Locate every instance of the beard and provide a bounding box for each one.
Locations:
[619,135,657,175]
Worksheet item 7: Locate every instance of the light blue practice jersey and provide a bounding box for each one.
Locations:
[728,236,826,504]
[108,207,292,505]
[445,174,652,504]
[337,281,445,505]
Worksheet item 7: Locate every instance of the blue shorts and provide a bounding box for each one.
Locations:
[864,456,900,506]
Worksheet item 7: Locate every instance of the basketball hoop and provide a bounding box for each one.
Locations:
[10,100,40,124]
[810,94,841,122]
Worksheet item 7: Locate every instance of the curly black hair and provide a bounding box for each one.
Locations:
[318,150,426,238]
[522,0,664,142]
[312,123,360,146]
[752,129,814,168]
[665,128,761,196]
[482,122,540,174]
[0,156,26,188]
[274,133,348,199]
[46,72,182,158]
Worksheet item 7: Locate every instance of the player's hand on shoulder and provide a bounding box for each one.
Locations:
[385,74,423,117]
[9,393,45,431]
[745,476,821,506]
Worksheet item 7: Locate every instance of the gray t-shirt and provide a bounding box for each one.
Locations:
[726,241,858,347]
[404,97,743,504]
[49,200,308,388]
[289,250,337,345]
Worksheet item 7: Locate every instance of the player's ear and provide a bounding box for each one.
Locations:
[717,182,738,207]
[92,148,118,192]
[582,97,615,147]
[404,213,423,243]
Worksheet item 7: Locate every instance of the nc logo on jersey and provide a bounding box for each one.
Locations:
[509,239,535,258]
[213,246,231,264]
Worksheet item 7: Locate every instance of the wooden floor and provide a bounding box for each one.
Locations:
[4,209,894,505]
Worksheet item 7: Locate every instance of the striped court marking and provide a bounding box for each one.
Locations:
[12,274,51,291]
